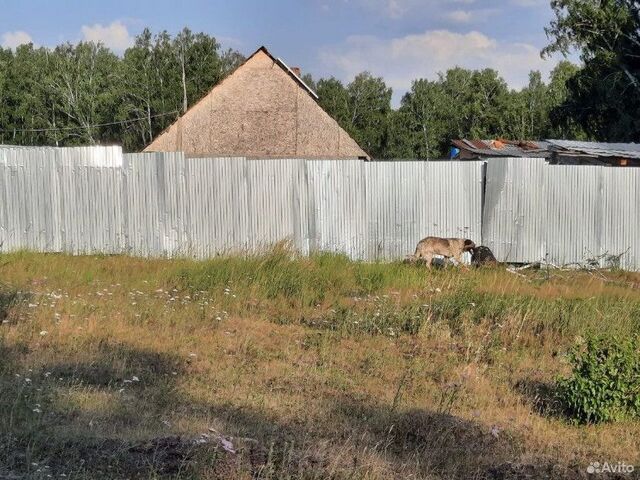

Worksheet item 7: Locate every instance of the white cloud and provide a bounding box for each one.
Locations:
[510,0,547,6]
[1,30,33,49]
[443,8,498,23]
[387,0,406,18]
[341,0,477,19]
[320,29,561,102]
[444,9,473,23]
[354,0,416,18]
[80,20,133,52]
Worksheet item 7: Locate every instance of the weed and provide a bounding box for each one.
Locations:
[558,334,640,424]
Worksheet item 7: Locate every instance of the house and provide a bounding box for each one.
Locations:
[450,139,551,160]
[144,46,369,159]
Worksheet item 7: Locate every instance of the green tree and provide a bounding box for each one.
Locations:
[502,71,550,140]
[0,27,244,150]
[547,61,587,139]
[316,73,392,158]
[173,28,228,114]
[118,28,160,149]
[544,0,640,140]
[390,68,513,158]
[346,72,392,157]
[0,47,13,144]
[4,44,58,145]
[47,42,121,144]
[390,79,449,159]
[316,77,351,129]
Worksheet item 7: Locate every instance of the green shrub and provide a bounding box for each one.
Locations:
[558,335,640,424]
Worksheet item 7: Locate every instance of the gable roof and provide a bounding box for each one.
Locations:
[268,52,319,100]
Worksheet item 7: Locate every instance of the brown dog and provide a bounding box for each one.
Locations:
[407,236,475,268]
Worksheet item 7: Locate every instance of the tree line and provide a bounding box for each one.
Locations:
[0,28,244,151]
[0,1,638,158]
[311,63,584,159]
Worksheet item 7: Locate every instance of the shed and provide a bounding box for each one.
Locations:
[144,46,369,159]
[546,140,640,166]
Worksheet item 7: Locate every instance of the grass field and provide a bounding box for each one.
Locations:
[1,249,639,479]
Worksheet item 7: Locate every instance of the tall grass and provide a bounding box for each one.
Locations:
[174,247,640,344]
[175,247,430,305]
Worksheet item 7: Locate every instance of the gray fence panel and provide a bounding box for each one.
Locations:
[483,158,640,270]
[0,146,123,254]
[56,148,124,255]
[246,159,308,253]
[0,149,7,249]
[125,153,158,257]
[306,160,368,260]
[366,162,423,260]
[482,158,548,263]
[181,156,250,257]
[546,165,604,266]
[424,161,484,244]
[601,168,640,270]
[364,161,483,261]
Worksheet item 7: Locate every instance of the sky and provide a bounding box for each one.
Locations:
[0,0,567,104]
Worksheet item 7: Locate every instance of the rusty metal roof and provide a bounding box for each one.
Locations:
[452,139,551,158]
[546,140,640,160]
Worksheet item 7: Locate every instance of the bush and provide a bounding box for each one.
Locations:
[558,335,640,424]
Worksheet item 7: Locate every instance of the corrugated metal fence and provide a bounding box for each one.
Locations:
[483,157,640,270]
[0,146,483,261]
[3,147,639,269]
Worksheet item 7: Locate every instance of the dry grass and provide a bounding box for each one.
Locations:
[1,250,639,479]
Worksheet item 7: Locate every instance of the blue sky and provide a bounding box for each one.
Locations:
[0,0,565,103]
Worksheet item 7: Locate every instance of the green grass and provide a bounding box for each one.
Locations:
[1,249,639,479]
[175,248,429,303]
[174,248,640,342]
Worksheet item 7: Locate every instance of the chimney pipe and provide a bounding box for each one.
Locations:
[291,66,301,77]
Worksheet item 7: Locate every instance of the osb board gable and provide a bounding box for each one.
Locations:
[144,48,369,159]
[295,87,366,158]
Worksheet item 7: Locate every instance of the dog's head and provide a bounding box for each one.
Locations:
[403,254,417,264]
[463,239,476,253]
